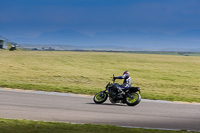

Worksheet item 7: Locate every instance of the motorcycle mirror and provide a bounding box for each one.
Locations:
[111,74,115,79]
[112,74,115,83]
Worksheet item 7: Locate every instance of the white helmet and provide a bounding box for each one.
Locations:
[123,71,130,77]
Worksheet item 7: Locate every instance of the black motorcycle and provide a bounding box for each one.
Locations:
[93,75,141,106]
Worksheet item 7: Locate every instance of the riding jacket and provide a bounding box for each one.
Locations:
[115,74,132,89]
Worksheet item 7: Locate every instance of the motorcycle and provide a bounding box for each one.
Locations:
[93,75,141,106]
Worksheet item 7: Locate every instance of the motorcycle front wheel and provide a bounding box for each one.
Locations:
[93,91,108,104]
[125,93,141,106]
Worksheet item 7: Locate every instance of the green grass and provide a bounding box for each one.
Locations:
[0,51,200,102]
[122,51,200,56]
[0,118,198,133]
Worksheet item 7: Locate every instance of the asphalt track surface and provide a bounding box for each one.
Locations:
[0,88,200,131]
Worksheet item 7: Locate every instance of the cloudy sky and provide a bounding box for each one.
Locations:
[0,0,200,50]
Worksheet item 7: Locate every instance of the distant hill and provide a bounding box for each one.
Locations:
[12,29,200,52]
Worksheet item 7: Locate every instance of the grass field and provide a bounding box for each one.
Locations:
[0,51,199,102]
[0,118,198,133]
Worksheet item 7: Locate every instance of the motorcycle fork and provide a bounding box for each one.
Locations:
[100,91,107,98]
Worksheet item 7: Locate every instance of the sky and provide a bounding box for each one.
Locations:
[0,0,200,50]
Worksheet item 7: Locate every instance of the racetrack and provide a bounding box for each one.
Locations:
[0,88,200,131]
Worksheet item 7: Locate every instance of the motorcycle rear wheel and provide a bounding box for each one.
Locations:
[93,91,108,104]
[125,93,141,106]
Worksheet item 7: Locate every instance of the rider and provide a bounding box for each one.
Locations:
[113,71,132,94]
